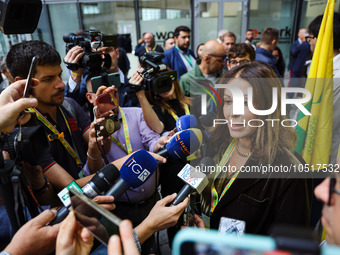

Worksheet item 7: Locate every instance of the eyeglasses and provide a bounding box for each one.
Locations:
[208,54,226,60]
[305,36,316,43]
[228,59,250,66]
[328,177,340,206]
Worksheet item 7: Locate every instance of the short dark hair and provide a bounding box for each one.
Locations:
[7,41,61,79]
[174,26,191,38]
[308,15,323,38]
[308,12,340,49]
[261,27,279,45]
[227,43,255,61]
[221,32,236,42]
[246,29,253,33]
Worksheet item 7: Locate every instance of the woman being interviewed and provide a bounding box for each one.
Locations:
[199,61,312,235]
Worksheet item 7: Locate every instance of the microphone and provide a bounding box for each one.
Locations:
[157,128,203,160]
[176,115,197,131]
[199,156,215,175]
[171,164,208,206]
[49,163,120,225]
[199,112,217,128]
[105,150,157,199]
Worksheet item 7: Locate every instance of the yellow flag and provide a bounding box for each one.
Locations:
[295,0,334,167]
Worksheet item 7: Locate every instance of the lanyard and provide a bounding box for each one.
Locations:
[111,107,133,155]
[145,44,157,53]
[210,139,237,214]
[167,104,190,121]
[175,45,193,68]
[29,108,82,167]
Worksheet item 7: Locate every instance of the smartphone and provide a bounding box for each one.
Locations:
[69,188,122,246]
[94,90,119,116]
[173,228,276,255]
[23,56,38,98]
[91,72,121,93]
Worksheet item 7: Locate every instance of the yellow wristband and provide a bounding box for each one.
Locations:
[71,71,81,76]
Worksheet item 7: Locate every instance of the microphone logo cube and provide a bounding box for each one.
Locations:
[138,169,151,182]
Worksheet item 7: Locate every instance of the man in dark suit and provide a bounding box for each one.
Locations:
[163,25,196,79]
[288,28,311,78]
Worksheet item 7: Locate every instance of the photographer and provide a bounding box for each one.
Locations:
[63,32,139,114]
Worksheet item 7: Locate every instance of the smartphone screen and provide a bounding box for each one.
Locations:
[69,188,122,246]
[91,72,121,94]
[23,56,38,98]
[94,90,119,116]
[180,242,272,255]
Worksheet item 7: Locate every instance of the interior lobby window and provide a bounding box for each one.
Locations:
[138,0,191,49]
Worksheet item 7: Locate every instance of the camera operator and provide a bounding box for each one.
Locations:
[63,32,139,115]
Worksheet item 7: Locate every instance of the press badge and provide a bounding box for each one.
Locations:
[218,217,246,235]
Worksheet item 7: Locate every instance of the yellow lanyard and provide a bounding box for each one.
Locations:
[168,104,190,121]
[111,107,132,155]
[210,139,238,214]
[29,108,82,167]
[145,44,157,53]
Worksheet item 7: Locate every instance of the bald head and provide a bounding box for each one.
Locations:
[202,40,225,56]
[298,28,308,42]
[200,40,226,75]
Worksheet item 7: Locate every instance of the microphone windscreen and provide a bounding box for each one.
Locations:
[199,112,217,128]
[119,150,157,188]
[176,115,198,131]
[177,164,209,194]
[90,164,120,191]
[166,128,202,160]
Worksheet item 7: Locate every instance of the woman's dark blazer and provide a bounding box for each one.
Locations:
[209,149,313,235]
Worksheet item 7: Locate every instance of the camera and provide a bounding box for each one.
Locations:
[2,125,49,165]
[139,52,177,94]
[63,30,117,73]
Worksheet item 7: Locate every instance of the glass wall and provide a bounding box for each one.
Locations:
[300,0,340,29]
[81,1,137,75]
[138,0,191,48]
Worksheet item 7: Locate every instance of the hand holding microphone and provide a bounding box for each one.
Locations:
[171,164,208,206]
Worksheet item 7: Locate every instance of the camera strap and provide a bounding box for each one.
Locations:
[167,104,190,121]
[28,108,83,168]
[110,107,133,155]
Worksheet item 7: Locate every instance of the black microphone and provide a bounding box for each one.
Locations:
[105,150,157,198]
[49,163,120,225]
[171,164,208,206]
[199,156,215,175]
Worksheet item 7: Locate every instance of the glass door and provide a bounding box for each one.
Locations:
[193,0,248,52]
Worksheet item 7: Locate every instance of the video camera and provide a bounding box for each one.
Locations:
[63,30,118,73]
[138,52,177,95]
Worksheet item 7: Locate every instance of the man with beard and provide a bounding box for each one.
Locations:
[6,41,97,191]
[163,25,196,79]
